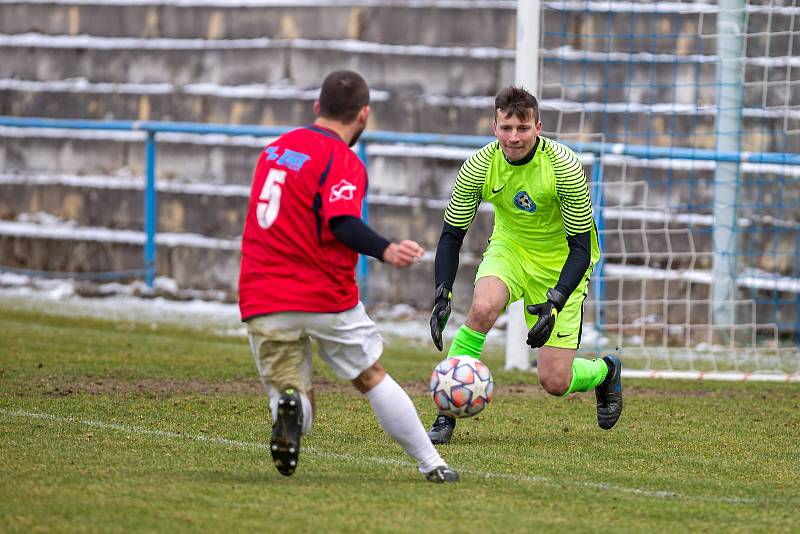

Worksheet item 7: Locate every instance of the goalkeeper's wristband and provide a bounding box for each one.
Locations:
[434,284,452,303]
[546,287,567,313]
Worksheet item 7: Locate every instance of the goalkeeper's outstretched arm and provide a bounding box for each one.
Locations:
[431,143,488,350]
[434,222,467,291]
[430,222,466,351]
[553,230,591,300]
[550,138,595,301]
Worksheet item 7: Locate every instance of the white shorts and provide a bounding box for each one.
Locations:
[246,302,383,394]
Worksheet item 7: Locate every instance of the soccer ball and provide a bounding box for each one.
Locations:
[429,355,494,418]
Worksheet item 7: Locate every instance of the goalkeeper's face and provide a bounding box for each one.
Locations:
[493,111,541,162]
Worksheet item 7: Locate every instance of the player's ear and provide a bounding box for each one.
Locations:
[535,120,542,134]
[358,105,370,124]
[313,101,321,116]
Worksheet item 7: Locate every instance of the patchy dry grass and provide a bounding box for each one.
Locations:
[1,307,799,533]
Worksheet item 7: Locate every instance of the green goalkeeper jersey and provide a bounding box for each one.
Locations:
[444,136,600,266]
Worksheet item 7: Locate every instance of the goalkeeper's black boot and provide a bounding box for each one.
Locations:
[424,466,460,483]
[270,388,303,476]
[427,413,456,445]
[595,355,623,430]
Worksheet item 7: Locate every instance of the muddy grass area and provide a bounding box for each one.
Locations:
[24,376,727,399]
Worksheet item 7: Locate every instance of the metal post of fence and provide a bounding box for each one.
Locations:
[357,141,369,302]
[591,156,606,340]
[144,131,157,287]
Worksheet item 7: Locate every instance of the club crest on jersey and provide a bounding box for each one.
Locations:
[330,179,357,202]
[514,191,536,213]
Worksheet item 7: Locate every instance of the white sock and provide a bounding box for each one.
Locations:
[268,386,279,420]
[299,393,313,435]
[365,373,445,474]
[268,386,313,436]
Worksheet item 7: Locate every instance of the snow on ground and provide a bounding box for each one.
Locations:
[0,274,244,333]
[0,270,609,350]
[0,273,504,347]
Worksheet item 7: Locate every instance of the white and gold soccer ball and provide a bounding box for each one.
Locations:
[429,355,494,418]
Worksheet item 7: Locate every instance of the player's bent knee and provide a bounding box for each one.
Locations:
[467,301,501,331]
[539,373,570,396]
[352,361,386,394]
[251,335,311,394]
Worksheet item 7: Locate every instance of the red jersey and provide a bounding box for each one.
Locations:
[238,125,367,320]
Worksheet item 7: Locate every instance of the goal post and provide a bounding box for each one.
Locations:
[504,0,541,371]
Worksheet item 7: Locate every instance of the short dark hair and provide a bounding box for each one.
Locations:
[318,70,370,123]
[494,86,539,123]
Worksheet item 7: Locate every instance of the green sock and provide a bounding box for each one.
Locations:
[563,357,609,395]
[447,325,486,359]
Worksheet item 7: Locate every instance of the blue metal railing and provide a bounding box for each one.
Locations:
[356,141,370,299]
[0,116,499,290]
[2,115,799,298]
[144,132,157,286]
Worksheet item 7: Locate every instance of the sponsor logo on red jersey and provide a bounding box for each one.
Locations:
[329,179,357,202]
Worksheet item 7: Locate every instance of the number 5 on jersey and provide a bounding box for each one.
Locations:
[256,168,287,229]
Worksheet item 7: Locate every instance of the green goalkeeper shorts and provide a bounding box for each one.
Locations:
[475,239,593,350]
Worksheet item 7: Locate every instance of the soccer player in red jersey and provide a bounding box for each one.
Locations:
[239,70,458,483]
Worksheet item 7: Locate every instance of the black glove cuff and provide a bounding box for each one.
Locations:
[546,287,567,313]
[434,284,452,303]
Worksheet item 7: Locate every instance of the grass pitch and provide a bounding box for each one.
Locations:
[1,307,799,532]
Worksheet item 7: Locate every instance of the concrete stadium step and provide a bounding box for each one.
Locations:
[599,263,800,336]
[5,79,792,151]
[0,80,490,136]
[4,121,797,209]
[0,173,491,254]
[0,218,239,296]
[2,217,796,325]
[3,171,767,275]
[12,165,794,278]
[10,0,772,58]
[0,126,471,194]
[0,218,481,307]
[3,125,792,207]
[5,124,796,252]
[2,129,796,273]
[2,1,517,47]
[0,34,515,96]
[3,33,765,107]
[0,126,699,209]
[0,175,247,239]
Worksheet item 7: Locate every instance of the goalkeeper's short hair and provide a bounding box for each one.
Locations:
[495,86,539,123]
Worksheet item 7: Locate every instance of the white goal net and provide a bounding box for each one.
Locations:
[508,0,800,381]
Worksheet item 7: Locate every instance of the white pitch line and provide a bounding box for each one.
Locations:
[2,409,754,504]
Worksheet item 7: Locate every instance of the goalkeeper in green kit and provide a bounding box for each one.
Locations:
[427,86,623,444]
